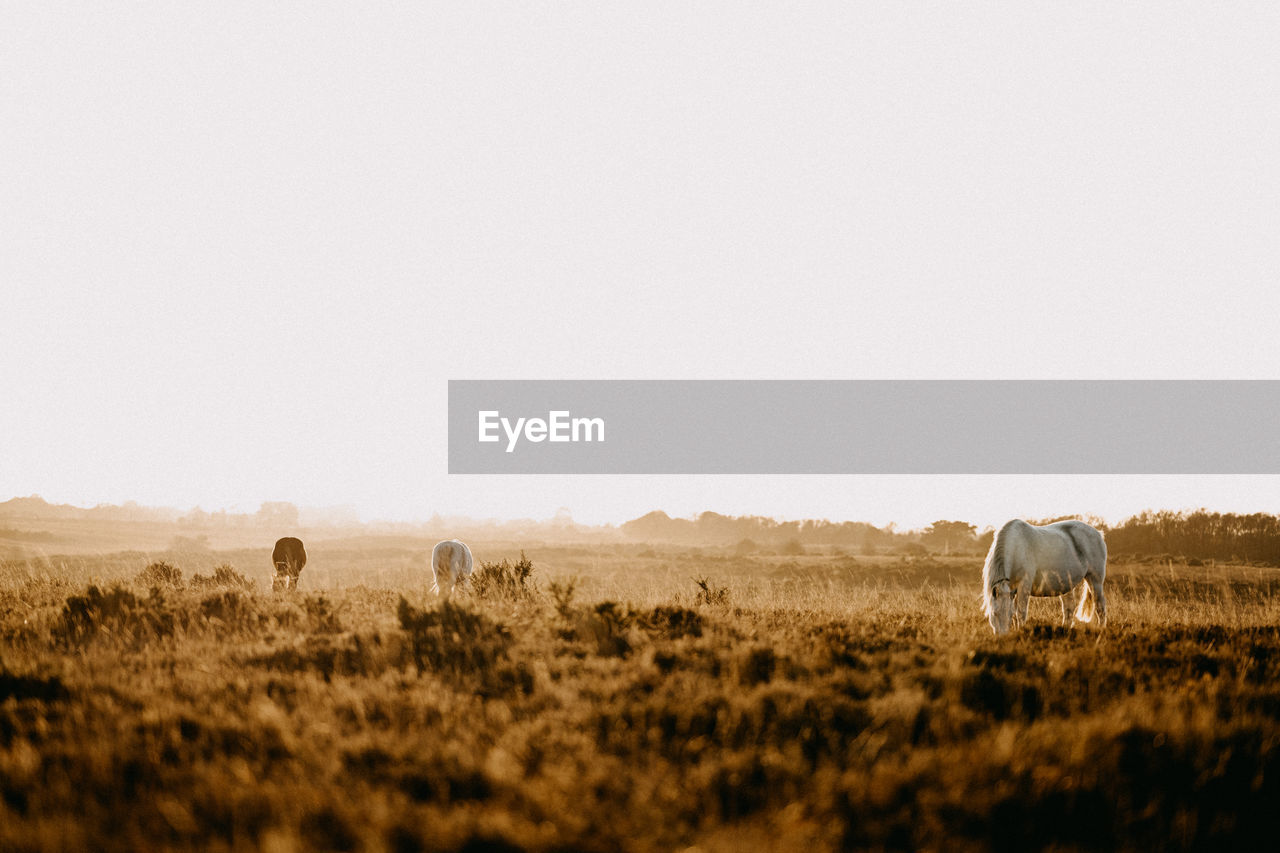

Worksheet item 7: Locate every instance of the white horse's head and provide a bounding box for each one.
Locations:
[987,579,1015,635]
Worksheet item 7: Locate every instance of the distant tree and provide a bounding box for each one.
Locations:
[921,520,977,555]
[179,507,211,527]
[622,510,682,541]
[255,502,299,529]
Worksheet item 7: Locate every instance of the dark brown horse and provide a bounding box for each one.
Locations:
[271,537,307,592]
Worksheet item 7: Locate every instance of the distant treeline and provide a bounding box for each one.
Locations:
[622,510,903,553]
[0,496,606,543]
[7,496,1280,564]
[1102,510,1280,565]
[0,495,182,523]
[622,509,1280,564]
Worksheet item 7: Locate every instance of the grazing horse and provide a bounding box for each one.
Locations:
[431,539,473,600]
[271,537,307,592]
[981,519,1107,635]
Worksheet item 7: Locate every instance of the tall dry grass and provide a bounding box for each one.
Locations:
[2,546,1280,851]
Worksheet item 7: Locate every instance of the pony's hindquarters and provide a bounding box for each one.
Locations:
[271,537,306,593]
[430,546,449,597]
[431,540,473,600]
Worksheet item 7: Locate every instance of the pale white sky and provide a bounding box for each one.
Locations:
[3,5,1279,530]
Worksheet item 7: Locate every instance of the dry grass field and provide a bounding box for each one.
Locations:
[3,540,1280,851]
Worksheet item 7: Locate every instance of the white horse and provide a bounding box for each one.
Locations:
[981,519,1107,635]
[431,539,474,601]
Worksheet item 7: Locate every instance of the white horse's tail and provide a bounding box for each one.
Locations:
[1074,582,1096,623]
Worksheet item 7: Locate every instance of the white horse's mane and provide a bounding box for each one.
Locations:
[980,523,1009,619]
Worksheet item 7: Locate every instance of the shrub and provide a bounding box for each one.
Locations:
[554,598,701,657]
[57,585,179,646]
[0,670,69,702]
[644,605,703,640]
[396,598,531,696]
[739,647,777,686]
[471,552,535,599]
[304,595,343,634]
[135,561,183,588]
[547,578,578,621]
[197,590,266,634]
[190,564,256,591]
[578,601,634,657]
[693,576,729,607]
[247,633,400,681]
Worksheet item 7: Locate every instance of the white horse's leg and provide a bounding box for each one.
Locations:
[1062,584,1083,625]
[1015,586,1031,628]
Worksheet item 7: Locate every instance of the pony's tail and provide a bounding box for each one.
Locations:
[1074,583,1096,623]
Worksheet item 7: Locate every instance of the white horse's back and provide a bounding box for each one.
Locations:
[431,539,473,599]
[982,519,1107,634]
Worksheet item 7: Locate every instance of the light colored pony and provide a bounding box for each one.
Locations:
[431,539,474,600]
[981,519,1107,635]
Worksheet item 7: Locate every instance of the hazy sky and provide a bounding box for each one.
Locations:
[3,5,1279,530]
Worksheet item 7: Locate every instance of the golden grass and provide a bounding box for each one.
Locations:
[2,544,1280,851]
